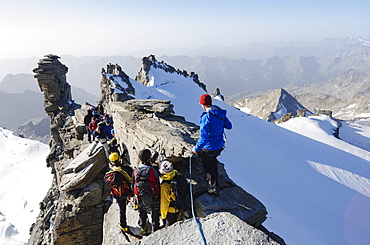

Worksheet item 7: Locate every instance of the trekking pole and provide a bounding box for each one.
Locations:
[189,154,207,245]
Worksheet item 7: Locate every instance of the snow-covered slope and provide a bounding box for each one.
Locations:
[0,128,52,245]
[340,119,370,152]
[108,61,370,245]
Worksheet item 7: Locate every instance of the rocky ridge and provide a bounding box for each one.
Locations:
[29,54,285,245]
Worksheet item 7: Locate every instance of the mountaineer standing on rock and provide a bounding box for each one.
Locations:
[132,149,160,235]
[159,160,191,227]
[83,108,93,140]
[192,94,232,196]
[104,152,134,233]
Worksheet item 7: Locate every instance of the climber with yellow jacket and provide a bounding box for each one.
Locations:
[159,160,179,227]
[159,160,191,227]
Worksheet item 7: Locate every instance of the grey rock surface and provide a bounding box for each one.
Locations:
[117,212,282,245]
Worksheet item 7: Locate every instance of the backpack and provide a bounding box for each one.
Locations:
[104,168,132,197]
[88,121,97,131]
[164,174,191,212]
[134,167,157,210]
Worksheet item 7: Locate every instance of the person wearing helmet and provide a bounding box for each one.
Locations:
[104,153,134,233]
[159,160,179,227]
[104,113,114,126]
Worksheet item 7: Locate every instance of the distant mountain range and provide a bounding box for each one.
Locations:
[1,37,370,97]
[230,69,370,121]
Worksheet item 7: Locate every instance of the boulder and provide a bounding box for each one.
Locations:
[104,212,283,245]
[60,146,108,192]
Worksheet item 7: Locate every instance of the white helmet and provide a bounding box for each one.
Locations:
[159,160,173,174]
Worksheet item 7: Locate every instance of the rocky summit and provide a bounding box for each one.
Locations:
[232,88,311,122]
[28,54,285,244]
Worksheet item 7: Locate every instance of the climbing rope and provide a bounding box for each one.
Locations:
[189,154,207,245]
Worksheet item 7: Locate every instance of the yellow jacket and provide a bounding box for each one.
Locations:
[160,170,179,219]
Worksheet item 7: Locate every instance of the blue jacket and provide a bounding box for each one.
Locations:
[94,124,113,140]
[194,105,232,152]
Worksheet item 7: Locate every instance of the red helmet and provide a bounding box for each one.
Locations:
[104,113,109,117]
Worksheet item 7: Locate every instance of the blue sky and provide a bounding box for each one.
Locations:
[0,0,369,59]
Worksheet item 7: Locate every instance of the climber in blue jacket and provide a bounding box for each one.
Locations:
[192,94,232,196]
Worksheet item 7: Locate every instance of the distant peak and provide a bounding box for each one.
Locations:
[136,55,207,91]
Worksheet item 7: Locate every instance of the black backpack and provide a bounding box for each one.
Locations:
[164,174,191,212]
[134,167,156,210]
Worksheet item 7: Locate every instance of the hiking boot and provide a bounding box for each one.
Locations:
[207,187,217,194]
[208,187,220,196]
[118,223,129,232]
[137,227,149,236]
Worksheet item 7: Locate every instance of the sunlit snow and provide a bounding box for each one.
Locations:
[0,128,52,244]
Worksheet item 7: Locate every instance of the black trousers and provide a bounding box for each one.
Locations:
[138,200,160,232]
[115,196,128,228]
[167,211,179,226]
[201,148,222,189]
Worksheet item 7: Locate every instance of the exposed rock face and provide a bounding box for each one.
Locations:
[106,212,283,245]
[233,88,311,121]
[100,63,135,105]
[30,55,106,245]
[29,55,284,245]
[212,87,225,101]
[33,54,72,113]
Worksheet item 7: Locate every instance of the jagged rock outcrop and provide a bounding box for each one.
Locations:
[233,88,311,121]
[135,54,207,91]
[100,63,135,104]
[30,55,107,245]
[212,87,225,101]
[29,55,284,245]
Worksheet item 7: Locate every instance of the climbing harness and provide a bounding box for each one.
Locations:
[189,155,207,245]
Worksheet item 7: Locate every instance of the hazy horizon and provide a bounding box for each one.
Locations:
[1,0,369,60]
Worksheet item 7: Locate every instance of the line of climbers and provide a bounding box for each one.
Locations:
[83,102,116,158]
[82,102,193,236]
[104,149,192,237]
[84,93,232,238]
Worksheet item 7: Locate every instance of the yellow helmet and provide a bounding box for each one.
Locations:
[109,152,120,163]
